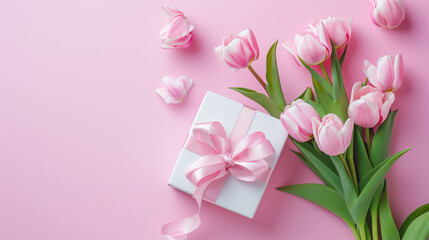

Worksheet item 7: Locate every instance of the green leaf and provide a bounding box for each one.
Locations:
[305,99,326,117]
[293,140,342,192]
[291,149,333,189]
[330,156,358,209]
[331,41,349,122]
[370,110,398,167]
[339,45,348,69]
[266,40,286,109]
[402,212,429,240]
[277,183,354,226]
[312,77,334,114]
[358,149,409,191]
[295,87,314,101]
[352,149,410,225]
[230,87,282,118]
[400,203,429,237]
[379,183,400,240]
[300,58,333,96]
[353,126,373,180]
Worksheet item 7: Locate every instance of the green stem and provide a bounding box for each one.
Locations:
[351,225,361,240]
[319,63,331,84]
[371,210,379,240]
[365,128,372,153]
[347,153,359,192]
[247,64,268,94]
[339,154,353,181]
[358,223,367,240]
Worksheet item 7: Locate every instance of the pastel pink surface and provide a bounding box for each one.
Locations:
[0,0,428,240]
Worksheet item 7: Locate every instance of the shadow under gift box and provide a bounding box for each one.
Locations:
[168,91,288,218]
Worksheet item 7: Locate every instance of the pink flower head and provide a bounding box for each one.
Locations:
[363,54,404,92]
[348,82,395,128]
[318,17,352,49]
[312,114,354,156]
[280,99,321,142]
[283,22,332,66]
[368,0,405,29]
[159,4,194,49]
[156,76,193,104]
[215,28,260,71]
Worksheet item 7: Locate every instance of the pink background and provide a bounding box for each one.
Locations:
[1,0,428,239]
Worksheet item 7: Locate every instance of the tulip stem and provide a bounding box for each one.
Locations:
[248,65,268,94]
[347,153,359,191]
[365,128,372,153]
[319,64,331,84]
[339,154,353,181]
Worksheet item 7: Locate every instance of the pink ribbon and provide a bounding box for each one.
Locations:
[161,107,275,240]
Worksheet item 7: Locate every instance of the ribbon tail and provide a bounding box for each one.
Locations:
[161,171,227,240]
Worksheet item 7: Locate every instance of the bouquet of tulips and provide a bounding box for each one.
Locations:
[215,18,429,240]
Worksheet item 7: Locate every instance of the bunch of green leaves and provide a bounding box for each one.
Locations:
[230,40,429,240]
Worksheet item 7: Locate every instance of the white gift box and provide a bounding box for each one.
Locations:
[168,91,288,218]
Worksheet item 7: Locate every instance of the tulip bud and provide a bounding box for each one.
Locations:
[156,76,193,104]
[348,82,395,128]
[368,0,405,29]
[363,54,404,92]
[159,4,194,49]
[283,22,332,66]
[312,114,354,156]
[280,99,321,142]
[214,29,260,71]
[320,17,352,49]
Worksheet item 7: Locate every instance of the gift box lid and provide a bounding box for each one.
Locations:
[168,91,288,218]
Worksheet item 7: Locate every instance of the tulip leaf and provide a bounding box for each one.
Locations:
[330,156,358,209]
[400,203,429,237]
[352,149,410,226]
[353,126,373,180]
[312,77,334,114]
[339,45,348,69]
[401,212,429,240]
[295,87,314,101]
[300,58,333,96]
[379,183,400,240]
[277,183,355,226]
[304,99,326,117]
[291,150,333,188]
[266,40,286,109]
[230,87,282,118]
[370,110,397,167]
[331,41,349,122]
[293,140,342,192]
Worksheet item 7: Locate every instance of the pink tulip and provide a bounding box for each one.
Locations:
[318,17,352,49]
[280,99,321,142]
[312,114,354,156]
[368,0,405,29]
[363,54,404,92]
[156,76,193,104]
[348,82,395,128]
[215,29,260,71]
[159,4,194,49]
[283,22,332,66]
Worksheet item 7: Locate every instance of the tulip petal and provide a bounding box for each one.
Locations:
[348,99,380,128]
[379,92,395,124]
[393,54,404,91]
[238,28,260,60]
[156,76,193,104]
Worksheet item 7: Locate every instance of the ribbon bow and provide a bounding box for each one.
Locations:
[185,121,275,192]
[161,121,275,240]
